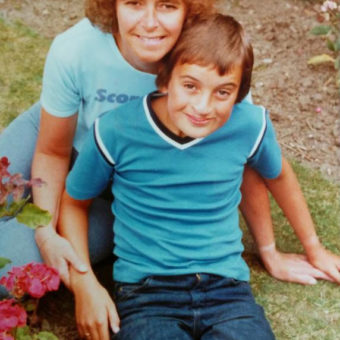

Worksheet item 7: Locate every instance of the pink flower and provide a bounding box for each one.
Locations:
[0,263,60,299]
[27,277,45,298]
[0,332,15,340]
[0,299,27,332]
[321,0,338,12]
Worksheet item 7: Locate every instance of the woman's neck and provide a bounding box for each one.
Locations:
[114,33,161,74]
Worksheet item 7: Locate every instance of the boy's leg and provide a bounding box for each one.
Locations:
[113,276,198,340]
[113,317,193,340]
[200,277,275,340]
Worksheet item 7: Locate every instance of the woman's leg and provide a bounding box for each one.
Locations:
[0,103,41,295]
[0,102,41,177]
[0,104,114,295]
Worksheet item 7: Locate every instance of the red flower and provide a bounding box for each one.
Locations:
[0,157,10,178]
[0,332,15,340]
[0,263,60,299]
[0,299,26,332]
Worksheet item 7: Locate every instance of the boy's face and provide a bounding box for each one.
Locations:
[161,63,242,138]
[115,0,186,73]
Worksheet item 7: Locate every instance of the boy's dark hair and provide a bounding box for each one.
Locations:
[85,0,216,34]
[156,13,254,103]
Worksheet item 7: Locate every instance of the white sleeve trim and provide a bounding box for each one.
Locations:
[248,106,267,159]
[94,118,115,166]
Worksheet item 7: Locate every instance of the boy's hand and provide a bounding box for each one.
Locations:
[260,247,333,285]
[73,274,120,340]
[306,244,340,284]
[35,226,88,287]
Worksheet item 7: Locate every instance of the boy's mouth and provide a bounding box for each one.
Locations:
[186,113,211,126]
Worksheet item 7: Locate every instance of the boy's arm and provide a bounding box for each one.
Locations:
[58,190,120,340]
[240,164,330,285]
[263,157,340,284]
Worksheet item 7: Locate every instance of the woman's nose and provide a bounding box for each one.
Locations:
[141,5,159,30]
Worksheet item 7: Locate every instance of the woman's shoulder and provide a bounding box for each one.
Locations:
[50,18,109,54]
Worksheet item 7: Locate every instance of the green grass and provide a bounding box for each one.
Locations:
[1,18,339,340]
[0,17,50,129]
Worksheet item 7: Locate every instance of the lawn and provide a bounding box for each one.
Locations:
[0,16,340,340]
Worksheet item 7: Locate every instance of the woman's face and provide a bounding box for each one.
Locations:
[115,0,187,73]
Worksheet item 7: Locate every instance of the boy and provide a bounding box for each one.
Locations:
[59,13,336,340]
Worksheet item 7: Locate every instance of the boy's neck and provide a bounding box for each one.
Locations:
[151,94,187,138]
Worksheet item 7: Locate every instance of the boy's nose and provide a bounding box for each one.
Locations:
[193,94,212,115]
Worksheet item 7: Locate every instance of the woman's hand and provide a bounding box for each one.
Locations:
[35,226,88,287]
[259,246,333,285]
[73,274,120,340]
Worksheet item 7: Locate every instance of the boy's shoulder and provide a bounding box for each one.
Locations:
[230,101,267,128]
[96,96,145,134]
[232,101,265,116]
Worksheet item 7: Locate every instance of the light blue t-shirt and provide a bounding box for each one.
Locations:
[66,93,282,283]
[40,18,157,150]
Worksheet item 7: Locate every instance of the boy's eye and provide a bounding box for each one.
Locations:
[216,89,230,99]
[183,83,196,91]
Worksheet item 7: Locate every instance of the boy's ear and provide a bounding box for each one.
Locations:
[158,85,168,94]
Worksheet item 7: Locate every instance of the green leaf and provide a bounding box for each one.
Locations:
[7,198,29,215]
[335,57,340,70]
[327,39,335,52]
[15,326,33,340]
[16,203,51,229]
[308,54,335,65]
[23,298,38,312]
[310,25,332,36]
[34,331,59,340]
[334,39,340,52]
[0,256,11,269]
[0,204,6,218]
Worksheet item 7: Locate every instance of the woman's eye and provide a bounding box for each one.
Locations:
[125,0,142,6]
[158,1,178,10]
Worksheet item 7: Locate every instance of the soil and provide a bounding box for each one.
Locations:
[0,0,339,338]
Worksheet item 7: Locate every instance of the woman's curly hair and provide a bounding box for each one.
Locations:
[85,0,216,34]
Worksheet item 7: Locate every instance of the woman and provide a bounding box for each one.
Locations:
[0,0,333,292]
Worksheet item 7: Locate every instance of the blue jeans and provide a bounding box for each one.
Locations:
[0,103,114,295]
[113,274,275,340]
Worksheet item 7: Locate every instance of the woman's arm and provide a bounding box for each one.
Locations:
[240,163,332,285]
[32,108,87,284]
[58,191,120,340]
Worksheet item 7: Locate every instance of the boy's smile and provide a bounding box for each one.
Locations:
[115,0,186,73]
[153,63,243,139]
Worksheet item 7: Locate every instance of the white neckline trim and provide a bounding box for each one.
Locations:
[248,106,266,159]
[143,95,203,150]
[94,119,115,165]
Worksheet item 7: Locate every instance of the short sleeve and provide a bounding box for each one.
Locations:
[40,37,81,117]
[247,112,282,179]
[66,122,114,200]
